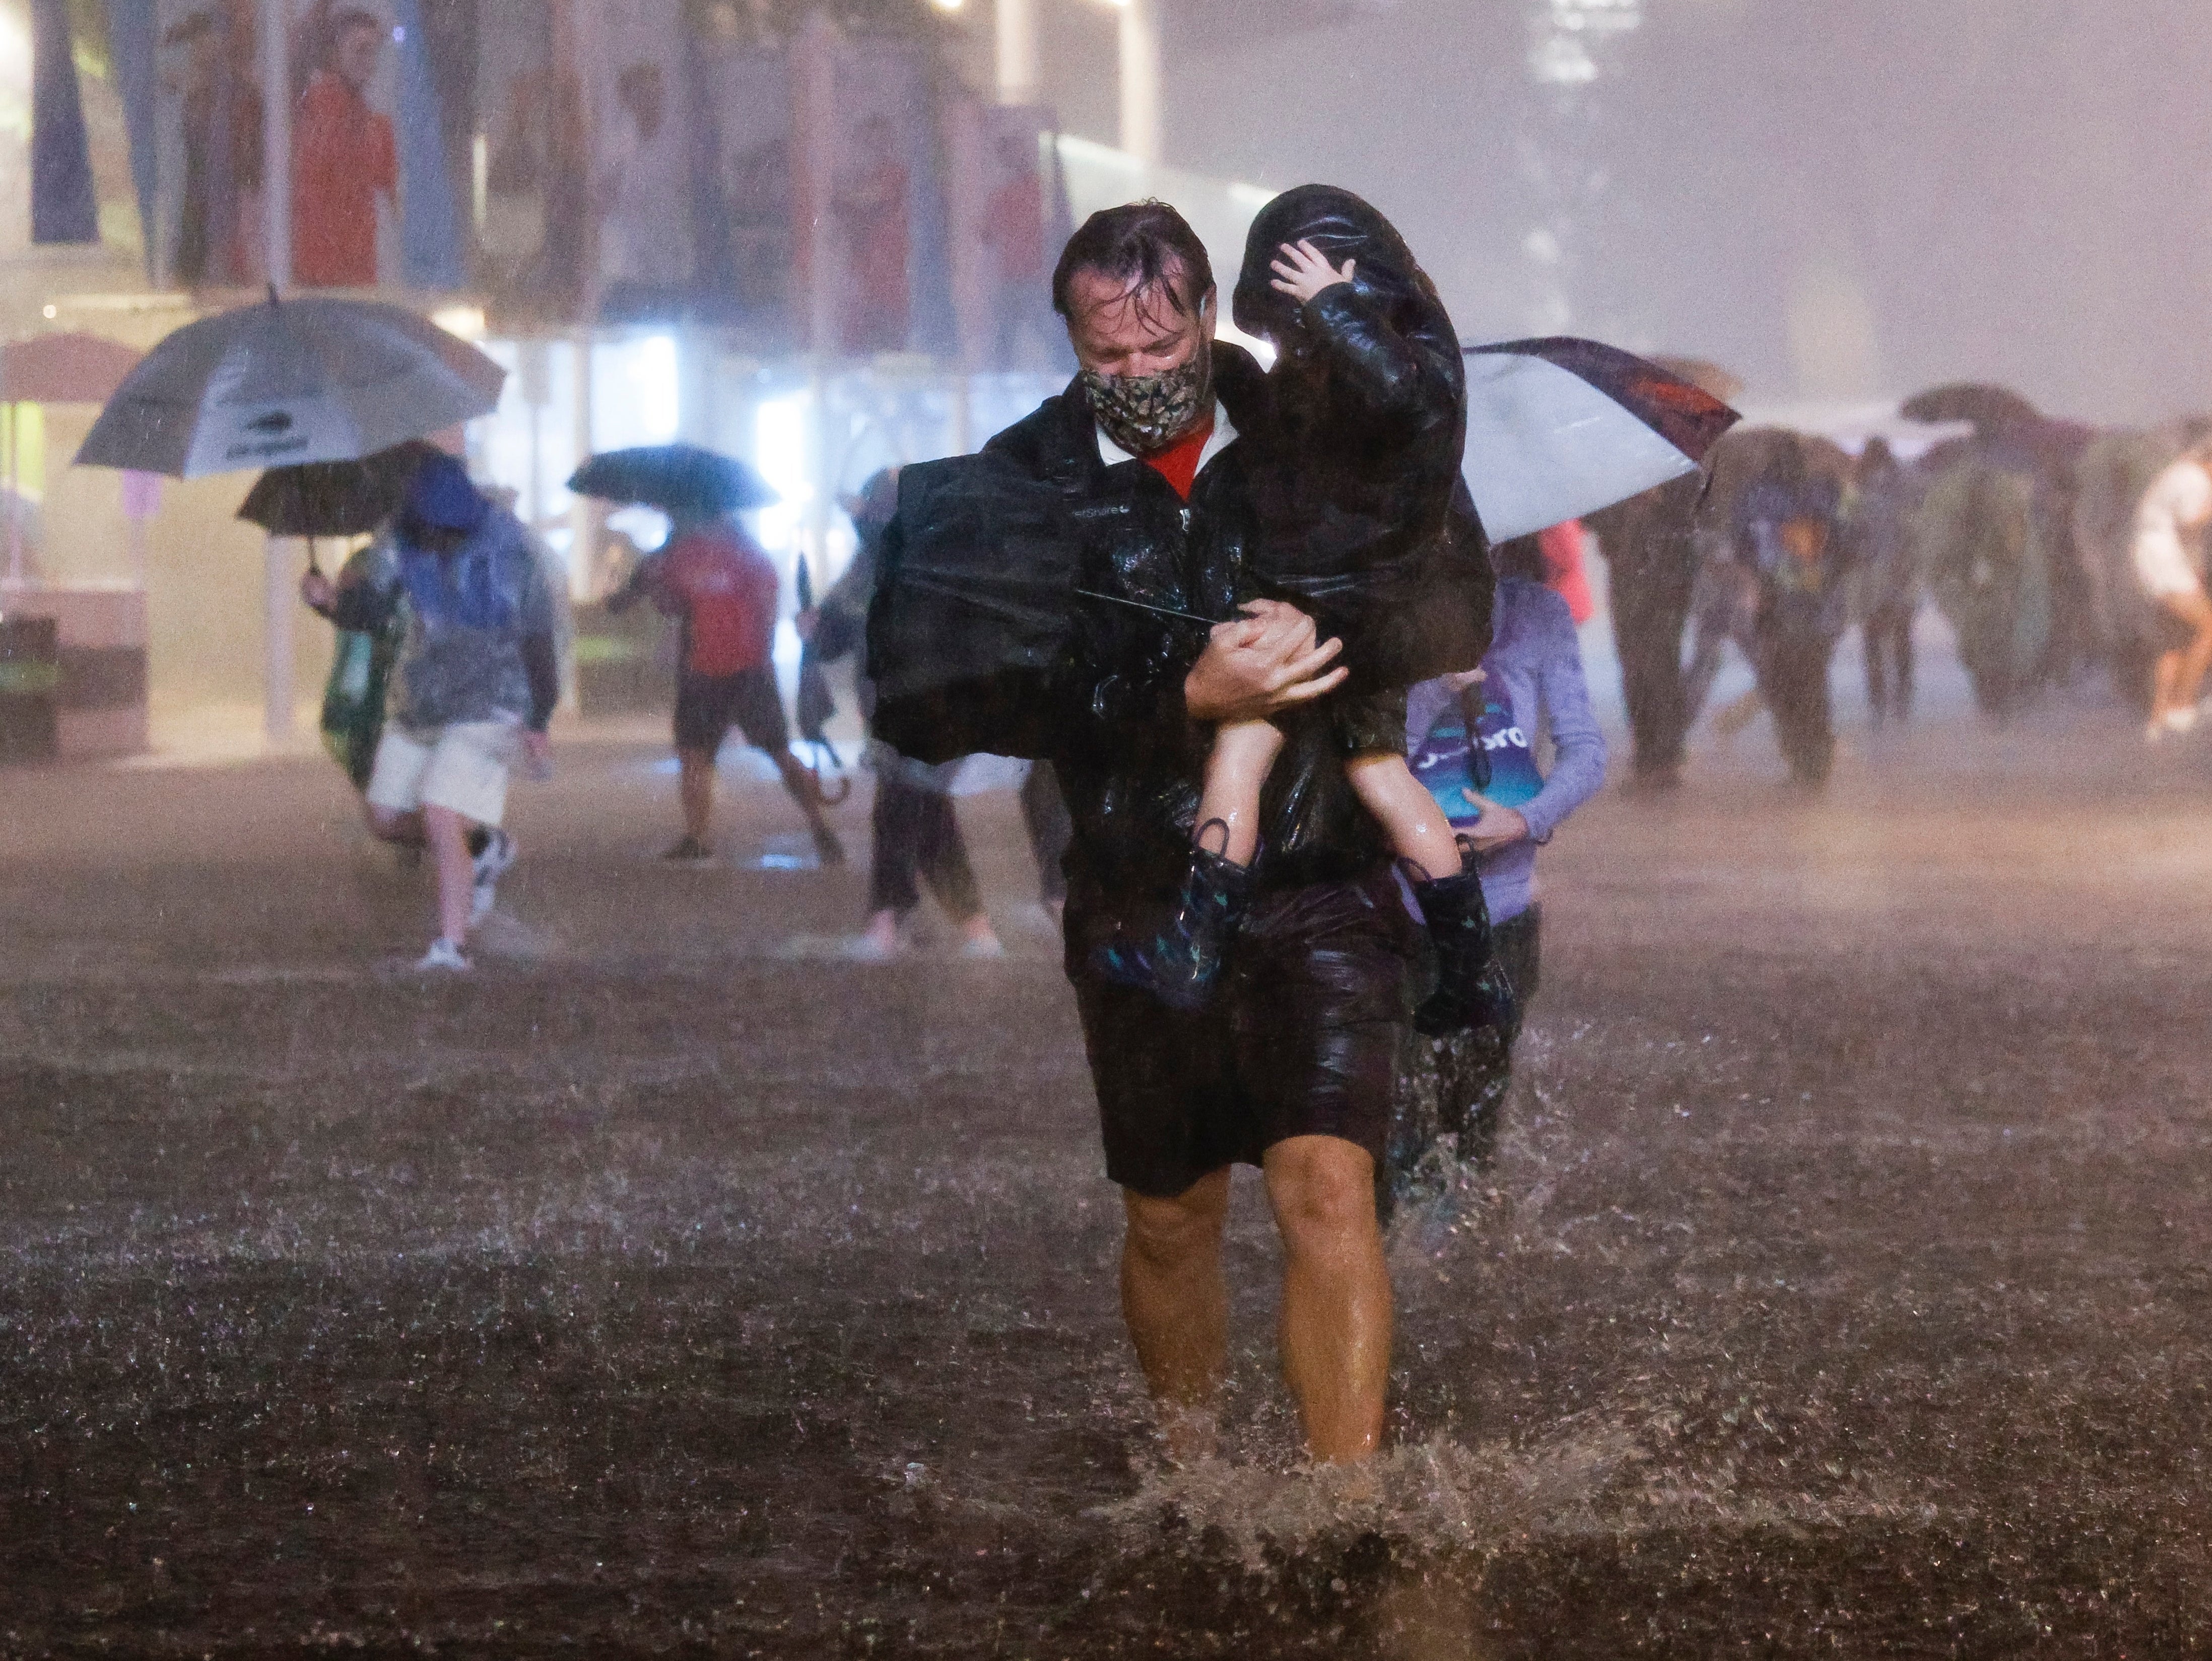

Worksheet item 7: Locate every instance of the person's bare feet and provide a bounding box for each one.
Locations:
[958,914,1006,959]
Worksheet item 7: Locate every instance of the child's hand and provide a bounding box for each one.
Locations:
[1269,239,1356,305]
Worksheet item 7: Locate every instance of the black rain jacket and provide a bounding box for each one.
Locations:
[1229,184,1493,691]
[964,344,1399,906]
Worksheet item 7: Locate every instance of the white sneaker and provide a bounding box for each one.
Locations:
[2165,706,2199,736]
[959,933,1008,960]
[416,937,471,972]
[471,829,516,923]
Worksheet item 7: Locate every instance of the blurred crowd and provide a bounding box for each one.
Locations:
[1588,379,2212,787]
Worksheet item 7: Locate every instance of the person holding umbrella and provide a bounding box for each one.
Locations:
[301,455,560,971]
[584,445,846,867]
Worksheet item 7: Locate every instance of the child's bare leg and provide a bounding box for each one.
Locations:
[1196,719,1286,866]
[1345,751,1463,880]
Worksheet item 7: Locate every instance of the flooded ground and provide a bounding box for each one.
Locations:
[5,683,2212,1656]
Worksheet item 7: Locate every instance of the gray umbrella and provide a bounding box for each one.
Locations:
[75,293,505,479]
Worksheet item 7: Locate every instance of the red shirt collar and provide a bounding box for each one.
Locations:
[1138,413,1216,502]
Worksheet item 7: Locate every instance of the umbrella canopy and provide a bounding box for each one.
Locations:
[235,439,445,538]
[1460,337,1740,543]
[567,445,778,519]
[0,332,142,404]
[865,450,1103,765]
[75,294,504,479]
[1900,382,2043,435]
[1649,355,1745,404]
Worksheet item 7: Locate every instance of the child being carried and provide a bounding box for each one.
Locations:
[1095,185,1511,1037]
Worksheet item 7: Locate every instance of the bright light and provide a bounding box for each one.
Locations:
[624,335,681,445]
[928,0,964,11]
[607,503,671,553]
[752,394,813,554]
[0,8,28,145]
[430,304,486,340]
[1528,0,1638,83]
[1529,33,1597,84]
[41,304,56,320]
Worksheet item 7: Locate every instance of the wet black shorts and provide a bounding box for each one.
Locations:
[673,669,789,757]
[1065,867,1418,1199]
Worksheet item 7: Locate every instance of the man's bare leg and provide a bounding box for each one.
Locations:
[2150,649,2186,734]
[2167,589,2212,712]
[773,750,846,864]
[368,801,476,945]
[1262,1135,1391,1464]
[421,804,476,945]
[1120,1169,1232,1461]
[366,803,424,849]
[677,747,717,843]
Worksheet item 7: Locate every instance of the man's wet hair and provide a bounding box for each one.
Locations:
[1052,200,1215,322]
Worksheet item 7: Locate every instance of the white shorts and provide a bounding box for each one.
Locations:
[2134,529,2204,601]
[365,721,517,827]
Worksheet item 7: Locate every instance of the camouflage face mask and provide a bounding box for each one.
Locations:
[1081,349,1214,459]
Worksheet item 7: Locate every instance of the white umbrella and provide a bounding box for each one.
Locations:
[1460,337,1740,543]
[76,293,504,479]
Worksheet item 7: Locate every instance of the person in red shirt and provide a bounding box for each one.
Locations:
[291,10,396,288]
[1537,518,1596,625]
[611,511,844,866]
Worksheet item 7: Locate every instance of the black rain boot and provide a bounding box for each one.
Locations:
[1093,826,1257,1012]
[1411,860,1517,1039]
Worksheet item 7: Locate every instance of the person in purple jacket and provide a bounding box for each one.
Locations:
[1394,539,1608,1187]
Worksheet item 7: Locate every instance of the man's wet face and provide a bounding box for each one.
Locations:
[1063,265,1213,381]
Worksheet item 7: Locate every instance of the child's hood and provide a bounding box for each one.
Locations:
[1230,184,1452,349]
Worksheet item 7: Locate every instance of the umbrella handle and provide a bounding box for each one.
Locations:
[306,535,322,578]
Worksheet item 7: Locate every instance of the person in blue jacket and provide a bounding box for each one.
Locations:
[1394,539,1608,1187]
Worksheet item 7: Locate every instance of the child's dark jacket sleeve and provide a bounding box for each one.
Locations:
[1302,285,1463,450]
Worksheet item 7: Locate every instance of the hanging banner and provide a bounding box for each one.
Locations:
[947,102,1067,372]
[578,0,692,321]
[480,0,585,316]
[109,0,164,269]
[390,0,463,288]
[155,0,263,287]
[694,39,792,341]
[31,0,102,243]
[289,1,400,287]
[823,37,954,359]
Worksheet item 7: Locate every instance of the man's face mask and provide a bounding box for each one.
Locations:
[1082,348,1213,459]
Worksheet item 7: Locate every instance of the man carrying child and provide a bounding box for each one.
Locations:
[880,201,1497,1464]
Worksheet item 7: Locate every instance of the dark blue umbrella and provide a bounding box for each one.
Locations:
[567,444,778,518]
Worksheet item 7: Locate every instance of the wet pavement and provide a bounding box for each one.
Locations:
[5,696,2212,1657]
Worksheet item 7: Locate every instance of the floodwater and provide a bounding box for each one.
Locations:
[5,680,2212,1656]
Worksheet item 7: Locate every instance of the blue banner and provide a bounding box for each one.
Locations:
[30,0,100,244]
[107,0,161,272]
[392,0,465,289]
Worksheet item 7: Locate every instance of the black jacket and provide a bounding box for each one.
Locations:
[872,337,1492,910]
[981,345,1399,904]
[1229,184,1492,690]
